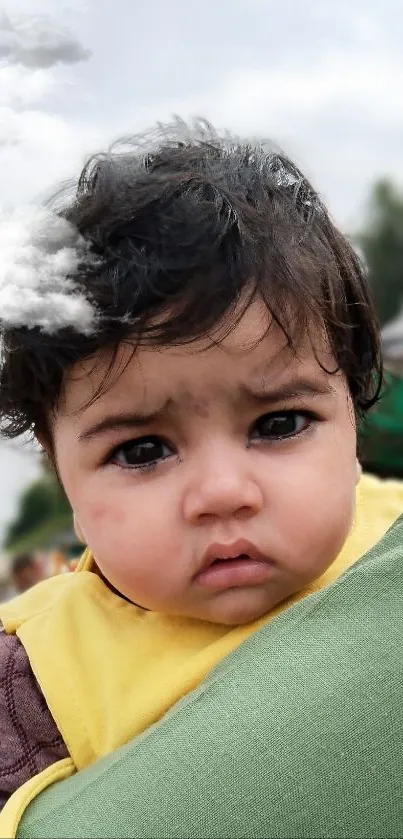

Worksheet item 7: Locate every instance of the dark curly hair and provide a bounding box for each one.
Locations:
[0,118,382,443]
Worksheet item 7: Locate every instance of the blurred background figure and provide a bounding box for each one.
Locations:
[9,552,45,596]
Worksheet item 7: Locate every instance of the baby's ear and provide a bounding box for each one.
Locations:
[356,458,362,484]
[73,513,86,544]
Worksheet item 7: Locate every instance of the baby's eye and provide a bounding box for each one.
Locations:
[252,411,311,440]
[111,436,173,469]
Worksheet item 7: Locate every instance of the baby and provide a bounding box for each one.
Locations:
[0,120,386,824]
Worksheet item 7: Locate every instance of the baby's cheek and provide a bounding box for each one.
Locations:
[315,495,355,566]
[85,501,126,525]
[285,481,355,574]
[79,501,134,564]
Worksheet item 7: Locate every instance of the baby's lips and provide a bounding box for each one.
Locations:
[199,537,267,573]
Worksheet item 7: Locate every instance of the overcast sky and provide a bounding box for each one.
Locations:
[0,0,402,546]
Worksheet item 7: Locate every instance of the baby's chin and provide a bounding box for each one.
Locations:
[185,587,296,626]
[103,577,302,626]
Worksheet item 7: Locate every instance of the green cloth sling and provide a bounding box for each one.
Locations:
[18,516,403,839]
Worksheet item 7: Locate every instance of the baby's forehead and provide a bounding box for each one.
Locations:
[59,317,336,422]
[77,298,327,379]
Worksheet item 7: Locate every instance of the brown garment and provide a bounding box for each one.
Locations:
[0,626,68,811]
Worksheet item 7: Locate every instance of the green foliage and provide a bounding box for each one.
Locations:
[3,470,72,550]
[357,179,403,326]
[359,372,403,478]
[5,511,74,555]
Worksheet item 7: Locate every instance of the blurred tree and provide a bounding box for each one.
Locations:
[3,470,71,550]
[357,179,403,326]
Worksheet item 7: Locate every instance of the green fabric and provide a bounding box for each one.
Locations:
[18,516,403,839]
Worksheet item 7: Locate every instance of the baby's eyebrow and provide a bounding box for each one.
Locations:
[78,403,172,442]
[242,377,337,405]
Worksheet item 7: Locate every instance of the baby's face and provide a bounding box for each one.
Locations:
[51,299,358,624]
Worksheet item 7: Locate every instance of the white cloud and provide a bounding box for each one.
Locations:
[0,63,57,107]
[0,205,98,334]
[0,11,91,68]
[0,3,98,202]
[0,108,104,204]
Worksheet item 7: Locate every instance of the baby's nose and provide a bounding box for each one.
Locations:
[183,449,264,523]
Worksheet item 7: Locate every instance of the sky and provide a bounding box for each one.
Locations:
[0,0,402,545]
